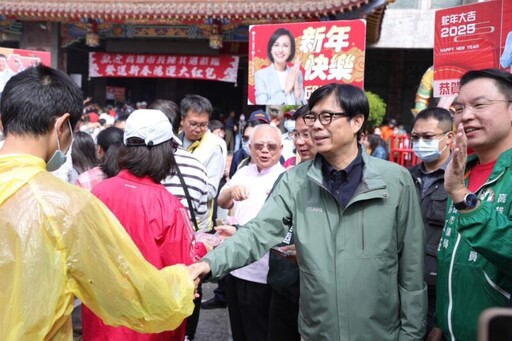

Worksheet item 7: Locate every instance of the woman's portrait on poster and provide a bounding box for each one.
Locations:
[254,28,306,105]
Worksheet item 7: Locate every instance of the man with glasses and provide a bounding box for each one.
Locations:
[217,124,285,341]
[283,105,316,168]
[178,94,227,340]
[179,94,227,230]
[267,104,316,341]
[429,69,512,341]
[408,107,454,336]
[190,83,427,340]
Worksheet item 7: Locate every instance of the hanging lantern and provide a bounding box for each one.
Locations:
[85,20,100,48]
[86,32,100,47]
[209,19,223,49]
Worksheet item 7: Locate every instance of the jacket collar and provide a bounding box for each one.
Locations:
[466,148,512,183]
[308,145,387,194]
[117,169,161,186]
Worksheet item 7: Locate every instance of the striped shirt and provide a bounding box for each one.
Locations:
[162,148,209,231]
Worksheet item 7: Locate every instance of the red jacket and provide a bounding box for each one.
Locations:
[82,170,196,341]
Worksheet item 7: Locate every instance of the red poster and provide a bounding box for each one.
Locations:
[248,20,366,105]
[89,53,239,83]
[433,0,509,97]
[0,47,51,93]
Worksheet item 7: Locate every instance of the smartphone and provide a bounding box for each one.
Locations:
[478,307,512,341]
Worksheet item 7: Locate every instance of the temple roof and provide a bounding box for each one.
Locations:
[0,0,370,23]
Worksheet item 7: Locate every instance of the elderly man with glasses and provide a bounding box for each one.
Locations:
[217,124,285,341]
[190,83,427,341]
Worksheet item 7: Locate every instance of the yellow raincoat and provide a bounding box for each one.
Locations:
[0,154,194,340]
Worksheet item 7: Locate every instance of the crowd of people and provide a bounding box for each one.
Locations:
[1,63,512,341]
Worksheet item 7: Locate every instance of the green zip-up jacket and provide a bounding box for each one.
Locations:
[203,150,427,340]
[436,149,512,341]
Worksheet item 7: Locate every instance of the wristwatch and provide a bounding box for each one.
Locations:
[454,192,479,210]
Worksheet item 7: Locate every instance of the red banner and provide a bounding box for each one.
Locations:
[248,20,366,105]
[89,52,239,83]
[434,0,511,97]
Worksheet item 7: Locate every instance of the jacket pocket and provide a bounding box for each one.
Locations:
[425,244,438,286]
[426,191,447,228]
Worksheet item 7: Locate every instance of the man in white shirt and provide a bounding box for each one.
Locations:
[217,124,285,341]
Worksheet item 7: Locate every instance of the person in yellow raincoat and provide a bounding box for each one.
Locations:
[0,64,196,340]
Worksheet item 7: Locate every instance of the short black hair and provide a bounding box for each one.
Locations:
[1,64,83,137]
[114,114,129,125]
[308,83,369,139]
[149,99,181,133]
[414,107,453,133]
[209,119,224,132]
[267,28,296,63]
[367,134,384,152]
[118,138,177,182]
[180,94,212,118]
[292,105,309,121]
[460,68,512,100]
[96,127,124,153]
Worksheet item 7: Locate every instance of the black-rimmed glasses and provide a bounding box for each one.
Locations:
[187,120,209,129]
[302,111,347,127]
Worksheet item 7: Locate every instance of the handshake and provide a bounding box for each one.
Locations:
[188,224,238,295]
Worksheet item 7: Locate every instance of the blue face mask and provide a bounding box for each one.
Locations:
[283,120,296,133]
[412,135,447,163]
[47,120,73,172]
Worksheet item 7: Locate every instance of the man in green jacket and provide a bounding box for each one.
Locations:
[190,83,427,340]
[429,69,512,341]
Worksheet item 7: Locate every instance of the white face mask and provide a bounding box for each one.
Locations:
[283,120,296,133]
[242,140,251,156]
[47,120,73,172]
[412,135,447,163]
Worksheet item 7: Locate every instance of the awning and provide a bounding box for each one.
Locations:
[0,0,370,23]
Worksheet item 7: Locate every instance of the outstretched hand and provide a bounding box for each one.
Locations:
[188,262,211,298]
[188,262,210,281]
[214,225,237,241]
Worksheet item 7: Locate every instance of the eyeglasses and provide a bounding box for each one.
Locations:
[410,132,450,143]
[187,120,209,129]
[288,131,311,142]
[252,142,279,152]
[451,99,512,115]
[302,111,347,127]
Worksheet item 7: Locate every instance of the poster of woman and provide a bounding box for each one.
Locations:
[0,47,51,100]
[248,20,366,105]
